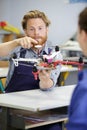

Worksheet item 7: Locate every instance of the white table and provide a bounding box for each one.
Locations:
[0,67,8,78]
[0,85,76,130]
[0,85,75,111]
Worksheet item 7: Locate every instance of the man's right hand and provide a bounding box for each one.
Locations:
[15,36,38,49]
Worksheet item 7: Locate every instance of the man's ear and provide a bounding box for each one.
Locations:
[24,29,27,35]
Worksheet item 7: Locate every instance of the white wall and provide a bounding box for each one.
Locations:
[0,0,87,45]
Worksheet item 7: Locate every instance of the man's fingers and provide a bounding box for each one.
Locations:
[40,70,51,75]
[19,36,38,49]
[29,37,38,45]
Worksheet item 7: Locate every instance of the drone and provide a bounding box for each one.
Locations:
[12,46,84,80]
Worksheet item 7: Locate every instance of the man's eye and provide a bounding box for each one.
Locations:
[30,28,34,31]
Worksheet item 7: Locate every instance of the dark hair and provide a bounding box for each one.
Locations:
[21,10,51,29]
[78,7,87,33]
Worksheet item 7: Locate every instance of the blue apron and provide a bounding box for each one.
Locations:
[5,48,40,93]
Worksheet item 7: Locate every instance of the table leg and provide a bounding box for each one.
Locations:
[0,107,10,130]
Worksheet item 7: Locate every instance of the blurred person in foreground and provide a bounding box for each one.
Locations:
[67,7,87,130]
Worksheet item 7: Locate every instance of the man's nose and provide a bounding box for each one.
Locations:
[34,29,39,35]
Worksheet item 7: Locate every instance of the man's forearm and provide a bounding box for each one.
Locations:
[0,40,19,57]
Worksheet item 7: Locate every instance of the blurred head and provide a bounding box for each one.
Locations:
[21,10,51,46]
[77,7,87,56]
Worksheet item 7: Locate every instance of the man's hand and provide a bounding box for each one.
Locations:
[15,36,38,49]
[39,70,53,89]
[39,70,51,80]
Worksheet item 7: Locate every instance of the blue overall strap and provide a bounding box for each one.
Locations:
[20,47,27,58]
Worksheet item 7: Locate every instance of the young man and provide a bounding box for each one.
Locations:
[0,10,62,130]
[2,10,62,92]
[67,7,87,130]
